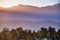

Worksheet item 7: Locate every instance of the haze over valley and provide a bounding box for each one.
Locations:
[0,3,60,31]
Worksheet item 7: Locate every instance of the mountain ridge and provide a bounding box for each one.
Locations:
[0,3,60,31]
[0,3,60,11]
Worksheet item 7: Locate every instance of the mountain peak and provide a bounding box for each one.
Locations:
[0,3,60,11]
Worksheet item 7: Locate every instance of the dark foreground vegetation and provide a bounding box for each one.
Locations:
[0,26,60,40]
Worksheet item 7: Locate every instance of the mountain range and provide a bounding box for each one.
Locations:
[0,3,60,31]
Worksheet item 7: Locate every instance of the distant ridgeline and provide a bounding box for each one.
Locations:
[0,26,60,40]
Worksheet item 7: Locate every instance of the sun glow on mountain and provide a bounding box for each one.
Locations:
[0,0,59,8]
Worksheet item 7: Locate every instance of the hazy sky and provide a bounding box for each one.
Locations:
[0,0,60,22]
[0,0,60,8]
[0,0,60,31]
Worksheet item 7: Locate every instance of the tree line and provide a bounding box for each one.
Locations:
[0,26,60,40]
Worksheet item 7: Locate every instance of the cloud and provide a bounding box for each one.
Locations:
[0,0,59,7]
[0,3,60,22]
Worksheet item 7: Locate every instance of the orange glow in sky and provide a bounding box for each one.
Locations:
[0,0,59,8]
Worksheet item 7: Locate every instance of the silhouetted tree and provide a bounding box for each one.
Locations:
[0,28,9,40]
[56,29,60,39]
[10,29,17,40]
[0,26,60,40]
[47,26,56,40]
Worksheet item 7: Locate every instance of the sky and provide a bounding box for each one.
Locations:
[0,0,60,22]
[0,0,60,31]
[0,0,60,8]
